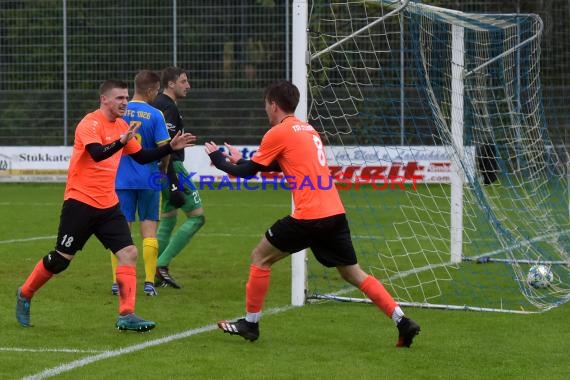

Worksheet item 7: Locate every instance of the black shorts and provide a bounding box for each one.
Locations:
[55,198,133,255]
[265,213,357,267]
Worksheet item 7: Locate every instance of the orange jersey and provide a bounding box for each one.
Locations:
[64,109,141,208]
[252,116,345,219]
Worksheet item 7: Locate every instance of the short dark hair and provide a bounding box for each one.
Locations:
[99,80,128,96]
[161,66,187,88]
[264,81,300,113]
[134,70,160,94]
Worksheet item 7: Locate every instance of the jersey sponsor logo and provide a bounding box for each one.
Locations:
[125,109,152,119]
[291,124,314,132]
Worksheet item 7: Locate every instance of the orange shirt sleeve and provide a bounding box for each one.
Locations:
[252,127,285,166]
[76,115,104,146]
[123,137,142,155]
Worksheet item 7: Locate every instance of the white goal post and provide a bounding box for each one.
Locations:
[291,0,309,306]
[290,0,411,306]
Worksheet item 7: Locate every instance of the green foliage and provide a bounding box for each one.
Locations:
[0,1,568,146]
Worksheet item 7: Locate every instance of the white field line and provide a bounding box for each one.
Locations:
[0,347,102,353]
[0,236,57,244]
[0,232,262,245]
[21,306,296,380]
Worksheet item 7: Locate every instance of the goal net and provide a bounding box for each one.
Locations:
[298,0,570,312]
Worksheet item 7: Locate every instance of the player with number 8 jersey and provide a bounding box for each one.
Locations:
[206,80,420,347]
[251,115,344,220]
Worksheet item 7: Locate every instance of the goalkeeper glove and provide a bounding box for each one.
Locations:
[169,184,186,208]
[166,164,186,208]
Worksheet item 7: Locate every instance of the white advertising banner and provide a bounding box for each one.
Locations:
[184,145,468,185]
[0,145,470,184]
[0,146,72,182]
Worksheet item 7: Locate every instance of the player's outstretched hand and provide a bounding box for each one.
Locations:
[204,141,219,155]
[205,141,241,164]
[170,131,197,150]
[119,122,141,144]
[224,142,243,164]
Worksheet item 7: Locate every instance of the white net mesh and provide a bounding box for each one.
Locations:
[306,0,570,312]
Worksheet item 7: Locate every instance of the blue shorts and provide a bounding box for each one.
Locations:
[116,189,160,222]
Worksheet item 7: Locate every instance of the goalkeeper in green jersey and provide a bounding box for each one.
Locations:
[150,66,205,289]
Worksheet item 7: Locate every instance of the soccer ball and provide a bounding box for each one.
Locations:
[527,264,553,289]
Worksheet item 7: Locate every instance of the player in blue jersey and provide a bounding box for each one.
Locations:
[111,70,171,296]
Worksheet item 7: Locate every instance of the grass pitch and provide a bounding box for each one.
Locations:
[0,183,568,379]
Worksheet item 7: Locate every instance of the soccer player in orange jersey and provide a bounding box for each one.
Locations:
[205,80,420,347]
[15,79,196,332]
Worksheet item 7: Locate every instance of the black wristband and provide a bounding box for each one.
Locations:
[129,143,174,164]
[86,140,125,162]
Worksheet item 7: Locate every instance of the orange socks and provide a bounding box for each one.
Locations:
[116,265,137,315]
[21,261,138,317]
[21,259,53,299]
[245,264,271,314]
[359,275,397,318]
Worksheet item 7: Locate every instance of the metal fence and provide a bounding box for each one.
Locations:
[0,0,568,146]
[0,0,290,145]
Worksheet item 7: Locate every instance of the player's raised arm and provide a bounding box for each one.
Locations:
[205,141,280,177]
[170,130,197,150]
[119,122,141,145]
[86,140,127,162]
[129,131,196,165]
[223,142,243,164]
